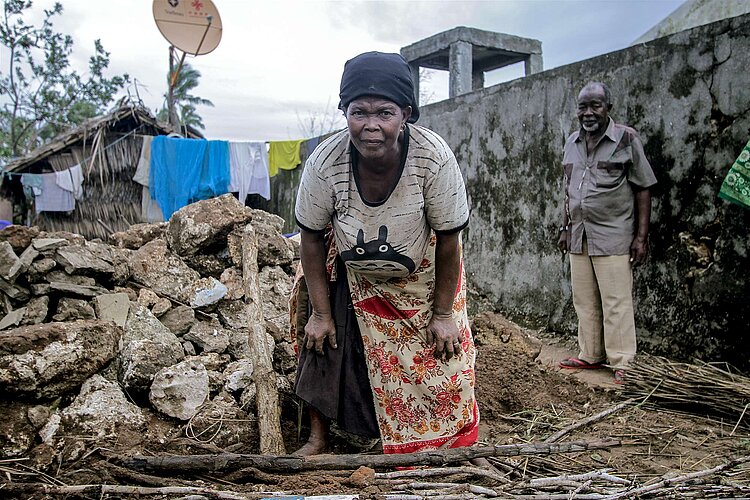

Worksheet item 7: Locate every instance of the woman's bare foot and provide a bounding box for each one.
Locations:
[293,407,330,456]
[293,435,329,456]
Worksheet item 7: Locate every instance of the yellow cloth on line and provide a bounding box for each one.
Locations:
[268,139,304,177]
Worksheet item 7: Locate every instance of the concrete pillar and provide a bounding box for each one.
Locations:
[449,40,472,98]
[525,54,543,75]
[409,62,421,107]
[472,68,484,91]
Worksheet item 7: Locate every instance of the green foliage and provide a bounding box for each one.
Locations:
[0,0,129,160]
[158,63,213,131]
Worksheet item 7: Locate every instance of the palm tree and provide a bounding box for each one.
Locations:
[158,63,213,131]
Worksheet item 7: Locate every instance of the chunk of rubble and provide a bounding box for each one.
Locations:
[184,320,230,353]
[55,244,114,275]
[137,288,160,308]
[48,282,107,298]
[188,392,257,449]
[53,298,96,321]
[93,293,130,328]
[26,258,56,282]
[188,277,228,307]
[0,241,20,279]
[0,320,122,399]
[159,304,196,336]
[0,225,40,253]
[166,194,253,257]
[223,359,254,393]
[21,296,48,325]
[7,246,39,283]
[0,276,29,301]
[151,297,171,317]
[60,374,145,440]
[32,238,69,252]
[0,308,26,330]
[0,402,37,457]
[109,222,167,249]
[149,359,209,420]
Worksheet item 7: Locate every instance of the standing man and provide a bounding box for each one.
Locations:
[557,82,657,384]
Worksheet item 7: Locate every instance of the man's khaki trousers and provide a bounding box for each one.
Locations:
[569,240,636,370]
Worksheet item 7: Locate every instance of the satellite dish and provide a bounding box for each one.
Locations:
[153,0,222,55]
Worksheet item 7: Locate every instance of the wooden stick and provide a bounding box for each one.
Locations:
[527,469,631,487]
[121,439,620,474]
[606,455,750,499]
[242,224,285,455]
[0,483,250,499]
[376,465,511,484]
[544,400,633,443]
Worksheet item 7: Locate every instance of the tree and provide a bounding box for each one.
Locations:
[0,0,129,160]
[157,62,213,132]
[296,97,344,139]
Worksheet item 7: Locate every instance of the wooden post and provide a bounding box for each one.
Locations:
[241,224,286,455]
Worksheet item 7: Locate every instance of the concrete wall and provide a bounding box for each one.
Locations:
[634,0,750,44]
[416,14,750,369]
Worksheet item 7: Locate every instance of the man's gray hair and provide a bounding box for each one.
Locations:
[582,82,612,107]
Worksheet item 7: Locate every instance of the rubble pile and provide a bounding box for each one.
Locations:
[0,194,299,461]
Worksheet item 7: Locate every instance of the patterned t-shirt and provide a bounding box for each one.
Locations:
[295,125,469,279]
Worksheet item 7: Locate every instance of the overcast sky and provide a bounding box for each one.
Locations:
[19,0,684,141]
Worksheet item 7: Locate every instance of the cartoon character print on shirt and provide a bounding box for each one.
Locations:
[340,225,416,276]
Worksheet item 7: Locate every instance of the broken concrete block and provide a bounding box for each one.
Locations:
[190,352,231,372]
[129,239,202,303]
[21,296,48,325]
[159,304,196,336]
[109,222,167,249]
[30,283,51,296]
[0,308,27,330]
[149,359,209,420]
[151,297,171,317]
[182,341,196,356]
[223,359,255,393]
[53,298,96,322]
[60,374,145,440]
[93,293,130,328]
[54,245,114,275]
[26,258,56,282]
[0,276,29,301]
[6,246,39,283]
[0,320,122,399]
[219,267,244,301]
[0,241,20,280]
[166,194,253,257]
[137,288,159,308]
[109,246,132,286]
[48,282,108,298]
[184,321,230,354]
[45,270,96,286]
[184,251,232,279]
[0,225,39,253]
[31,238,68,252]
[113,286,138,302]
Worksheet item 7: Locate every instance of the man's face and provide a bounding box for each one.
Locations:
[576,85,610,134]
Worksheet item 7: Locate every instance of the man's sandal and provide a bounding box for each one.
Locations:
[613,370,625,384]
[559,357,604,369]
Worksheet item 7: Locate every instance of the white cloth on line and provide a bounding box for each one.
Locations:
[140,186,165,223]
[228,141,271,203]
[36,173,75,213]
[55,164,84,200]
[133,136,152,187]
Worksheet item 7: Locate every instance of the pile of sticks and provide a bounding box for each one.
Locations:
[623,356,750,431]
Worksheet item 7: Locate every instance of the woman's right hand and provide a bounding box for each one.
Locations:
[304,311,337,355]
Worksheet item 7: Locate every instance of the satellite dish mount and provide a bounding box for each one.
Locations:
[152,0,223,130]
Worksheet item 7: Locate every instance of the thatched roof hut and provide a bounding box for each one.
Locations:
[2,101,200,240]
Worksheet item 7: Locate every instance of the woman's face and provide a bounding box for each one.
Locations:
[346,97,411,164]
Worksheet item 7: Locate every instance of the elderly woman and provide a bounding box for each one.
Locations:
[291,51,478,456]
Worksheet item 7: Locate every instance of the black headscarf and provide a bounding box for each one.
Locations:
[338,51,420,123]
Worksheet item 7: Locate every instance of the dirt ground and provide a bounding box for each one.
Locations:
[4,311,749,498]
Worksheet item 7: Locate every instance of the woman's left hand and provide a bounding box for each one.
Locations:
[426,311,461,361]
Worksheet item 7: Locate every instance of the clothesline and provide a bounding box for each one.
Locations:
[1,124,148,179]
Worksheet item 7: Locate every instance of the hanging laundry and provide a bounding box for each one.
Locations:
[194,140,231,201]
[29,173,75,213]
[55,164,84,200]
[20,174,43,199]
[149,136,229,219]
[133,136,153,186]
[228,141,271,203]
[719,138,750,210]
[132,136,164,223]
[268,139,304,177]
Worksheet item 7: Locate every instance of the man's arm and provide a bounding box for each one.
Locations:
[427,232,462,360]
[299,229,336,354]
[630,188,651,266]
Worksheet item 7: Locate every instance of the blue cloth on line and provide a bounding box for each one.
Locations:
[149,136,230,219]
